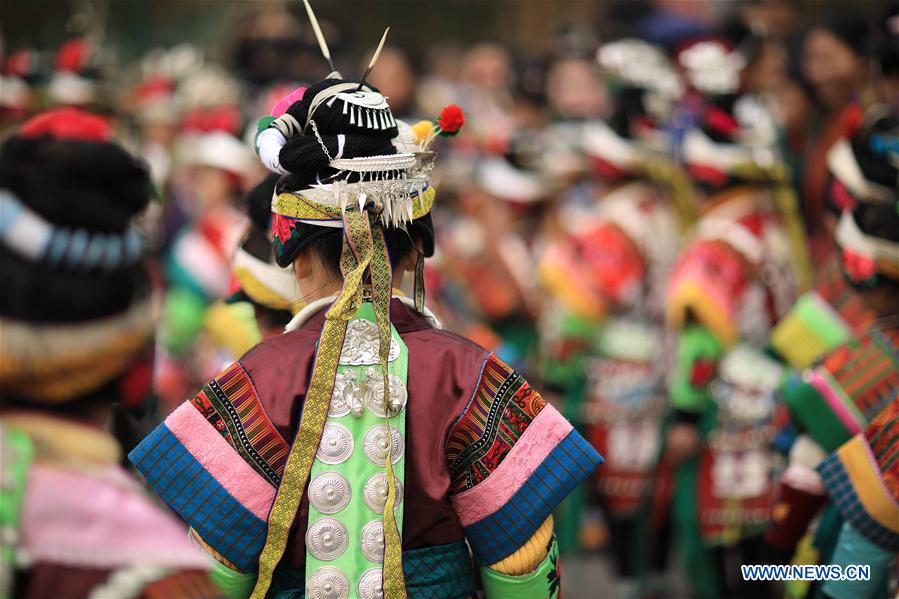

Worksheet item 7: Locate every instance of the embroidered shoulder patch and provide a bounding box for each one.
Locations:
[446,355,546,493]
[190,361,288,485]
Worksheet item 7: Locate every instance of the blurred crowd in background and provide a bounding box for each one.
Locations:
[1,0,898,597]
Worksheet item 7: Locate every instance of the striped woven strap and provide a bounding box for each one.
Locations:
[370,225,407,597]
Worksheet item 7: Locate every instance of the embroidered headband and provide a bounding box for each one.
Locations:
[0,189,142,271]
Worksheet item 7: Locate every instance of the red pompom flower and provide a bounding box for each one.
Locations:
[436,105,465,136]
[842,248,876,284]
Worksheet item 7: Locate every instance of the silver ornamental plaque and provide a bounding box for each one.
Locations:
[363,472,403,514]
[309,471,351,514]
[357,568,384,599]
[364,372,408,418]
[316,422,354,464]
[306,518,349,561]
[339,319,400,365]
[328,373,352,417]
[362,425,404,466]
[307,566,350,599]
[360,520,386,563]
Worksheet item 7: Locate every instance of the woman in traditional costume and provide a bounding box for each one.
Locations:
[130,8,601,598]
[663,38,810,598]
[0,108,222,599]
[536,38,692,597]
[764,111,899,599]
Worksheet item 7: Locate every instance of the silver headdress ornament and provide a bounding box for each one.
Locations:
[264,2,433,230]
[297,0,394,134]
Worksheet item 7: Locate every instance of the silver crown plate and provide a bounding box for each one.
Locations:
[317,422,354,464]
[309,471,351,514]
[339,319,400,365]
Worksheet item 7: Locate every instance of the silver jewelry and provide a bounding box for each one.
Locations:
[362,425,404,466]
[364,371,407,418]
[309,471,351,514]
[328,373,352,417]
[305,518,349,561]
[363,472,403,514]
[306,566,350,599]
[357,568,384,599]
[316,422,354,464]
[339,319,400,365]
[310,120,333,162]
[359,520,386,563]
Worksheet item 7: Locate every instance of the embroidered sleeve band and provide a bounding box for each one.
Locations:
[446,354,602,565]
[129,363,289,572]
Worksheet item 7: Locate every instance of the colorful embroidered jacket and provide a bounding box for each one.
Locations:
[0,414,222,599]
[538,181,683,516]
[765,326,899,554]
[130,299,601,598]
[666,188,804,544]
[782,327,899,455]
[762,265,875,554]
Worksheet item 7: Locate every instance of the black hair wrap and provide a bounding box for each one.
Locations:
[0,134,152,324]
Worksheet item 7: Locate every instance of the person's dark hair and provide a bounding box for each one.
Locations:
[854,201,899,245]
[807,11,872,58]
[293,221,422,278]
[0,133,152,323]
[247,172,281,230]
[850,201,899,293]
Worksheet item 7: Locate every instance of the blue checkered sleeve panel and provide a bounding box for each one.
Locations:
[463,429,602,565]
[818,451,899,552]
[129,423,269,571]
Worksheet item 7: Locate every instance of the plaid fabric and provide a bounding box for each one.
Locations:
[268,541,476,598]
[447,354,547,494]
[818,329,898,424]
[819,273,873,331]
[403,542,478,598]
[463,429,601,564]
[865,401,899,502]
[818,447,899,552]
[129,424,268,571]
[190,362,288,486]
